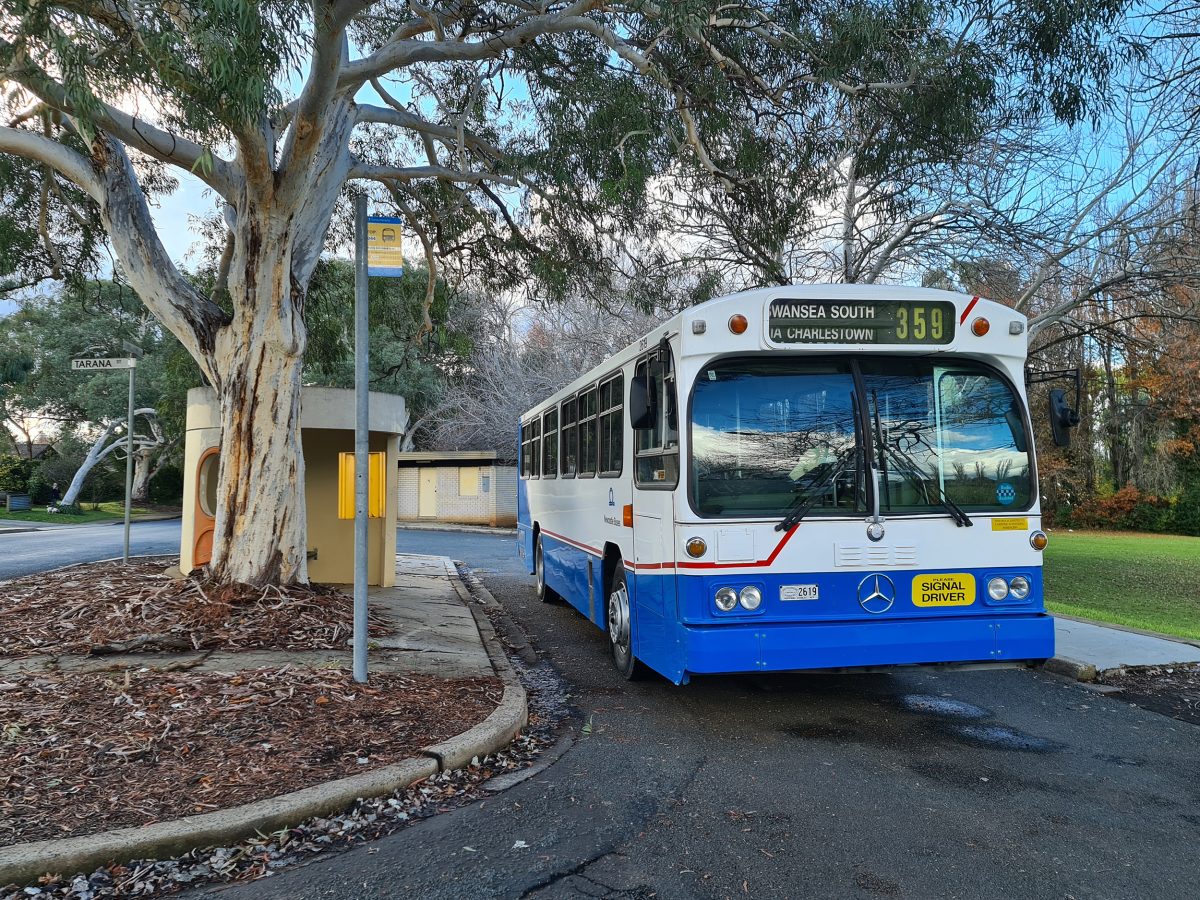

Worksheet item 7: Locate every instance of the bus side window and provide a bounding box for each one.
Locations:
[634,349,679,488]
[519,422,527,477]
[542,408,559,478]
[530,418,541,478]
[560,396,577,476]
[599,374,624,477]
[579,386,598,476]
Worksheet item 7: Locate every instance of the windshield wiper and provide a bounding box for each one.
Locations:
[882,441,973,527]
[775,447,857,532]
[868,390,971,528]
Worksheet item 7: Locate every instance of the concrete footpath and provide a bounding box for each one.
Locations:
[0,553,527,888]
[1047,615,1200,681]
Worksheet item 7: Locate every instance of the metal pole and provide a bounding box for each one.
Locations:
[353,194,370,684]
[123,362,134,563]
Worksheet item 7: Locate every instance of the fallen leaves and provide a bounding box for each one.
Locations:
[0,557,390,658]
[0,666,501,845]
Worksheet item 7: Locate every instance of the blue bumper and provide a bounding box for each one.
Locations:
[682,612,1054,675]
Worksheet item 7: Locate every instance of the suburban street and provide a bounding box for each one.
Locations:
[178,529,1199,900]
[0,519,182,581]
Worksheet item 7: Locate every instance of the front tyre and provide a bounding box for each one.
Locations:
[607,566,646,680]
[534,535,558,603]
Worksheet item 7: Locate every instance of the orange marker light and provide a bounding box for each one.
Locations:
[728,314,749,335]
[622,504,634,527]
[971,317,990,336]
[685,537,707,558]
[1030,530,1048,551]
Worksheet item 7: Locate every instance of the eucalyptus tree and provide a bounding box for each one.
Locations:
[0,1,1132,585]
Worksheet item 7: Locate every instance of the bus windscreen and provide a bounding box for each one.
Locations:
[690,357,1032,518]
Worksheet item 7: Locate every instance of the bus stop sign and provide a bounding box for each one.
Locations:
[366,216,404,277]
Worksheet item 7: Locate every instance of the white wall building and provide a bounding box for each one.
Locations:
[397,451,517,527]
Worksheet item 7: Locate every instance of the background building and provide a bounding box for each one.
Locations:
[397,451,516,527]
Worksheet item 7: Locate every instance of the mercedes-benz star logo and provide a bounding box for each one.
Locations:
[857,573,895,614]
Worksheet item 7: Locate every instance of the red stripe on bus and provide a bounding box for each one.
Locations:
[959,296,979,324]
[676,524,800,569]
[540,523,801,572]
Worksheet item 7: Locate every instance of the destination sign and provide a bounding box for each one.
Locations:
[767,299,956,345]
[71,357,137,370]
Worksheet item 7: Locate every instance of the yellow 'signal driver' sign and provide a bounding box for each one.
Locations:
[912,573,976,607]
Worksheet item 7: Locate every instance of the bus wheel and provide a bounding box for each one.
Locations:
[534,535,558,603]
[607,566,646,680]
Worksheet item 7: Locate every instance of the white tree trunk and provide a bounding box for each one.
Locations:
[204,207,310,586]
[87,115,354,586]
[61,421,120,506]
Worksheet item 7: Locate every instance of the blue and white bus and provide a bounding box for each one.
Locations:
[517,286,1060,684]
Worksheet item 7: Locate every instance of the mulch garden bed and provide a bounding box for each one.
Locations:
[0,557,390,658]
[0,666,502,845]
[1097,662,1200,727]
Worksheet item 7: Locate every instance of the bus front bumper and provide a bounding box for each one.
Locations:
[680,613,1054,676]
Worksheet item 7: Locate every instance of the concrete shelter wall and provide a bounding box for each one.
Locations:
[180,386,404,585]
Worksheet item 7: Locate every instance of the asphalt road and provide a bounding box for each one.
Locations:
[193,528,1200,900]
[0,519,182,580]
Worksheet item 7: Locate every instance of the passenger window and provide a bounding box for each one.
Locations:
[634,347,679,488]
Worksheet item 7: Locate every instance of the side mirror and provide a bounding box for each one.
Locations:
[629,374,654,429]
[1049,389,1080,448]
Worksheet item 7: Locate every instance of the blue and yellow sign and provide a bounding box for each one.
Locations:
[367,216,404,277]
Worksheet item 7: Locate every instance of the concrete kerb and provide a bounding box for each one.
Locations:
[0,758,439,889]
[0,554,529,889]
[1043,656,1099,683]
[396,522,517,536]
[423,558,529,771]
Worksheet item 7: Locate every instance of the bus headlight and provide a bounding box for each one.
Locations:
[739,586,762,610]
[987,577,1009,601]
[1009,576,1031,600]
[715,587,738,611]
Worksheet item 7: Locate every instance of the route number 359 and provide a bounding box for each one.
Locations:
[895,306,944,341]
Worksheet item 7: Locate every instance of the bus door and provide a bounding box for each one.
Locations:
[630,345,681,666]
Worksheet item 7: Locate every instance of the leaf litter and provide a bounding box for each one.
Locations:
[0,666,501,845]
[0,557,390,657]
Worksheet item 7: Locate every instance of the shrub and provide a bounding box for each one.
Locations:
[0,455,31,492]
[148,464,184,504]
[1065,485,1173,532]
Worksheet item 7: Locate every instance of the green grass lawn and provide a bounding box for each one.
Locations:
[1,501,158,525]
[1043,530,1200,641]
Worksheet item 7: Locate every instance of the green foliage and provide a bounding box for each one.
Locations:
[2,1,308,139]
[149,464,184,504]
[301,258,475,424]
[0,454,31,492]
[0,281,184,425]
[1167,453,1200,537]
[0,146,104,296]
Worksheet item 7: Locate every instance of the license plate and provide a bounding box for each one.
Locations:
[780,584,819,601]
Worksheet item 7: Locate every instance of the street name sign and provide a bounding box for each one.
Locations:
[72,357,137,370]
[366,216,404,277]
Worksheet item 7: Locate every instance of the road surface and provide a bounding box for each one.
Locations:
[0,519,182,581]
[194,528,1200,900]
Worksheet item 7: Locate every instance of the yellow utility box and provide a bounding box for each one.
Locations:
[338,451,387,519]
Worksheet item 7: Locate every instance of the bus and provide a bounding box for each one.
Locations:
[517,285,1065,684]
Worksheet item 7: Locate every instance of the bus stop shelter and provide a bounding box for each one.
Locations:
[179,386,407,586]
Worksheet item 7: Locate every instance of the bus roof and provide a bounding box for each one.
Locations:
[520,285,1027,422]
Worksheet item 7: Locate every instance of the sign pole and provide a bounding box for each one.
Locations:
[353,194,370,684]
[123,361,135,564]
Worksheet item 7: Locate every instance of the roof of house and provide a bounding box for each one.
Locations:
[14,442,56,460]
